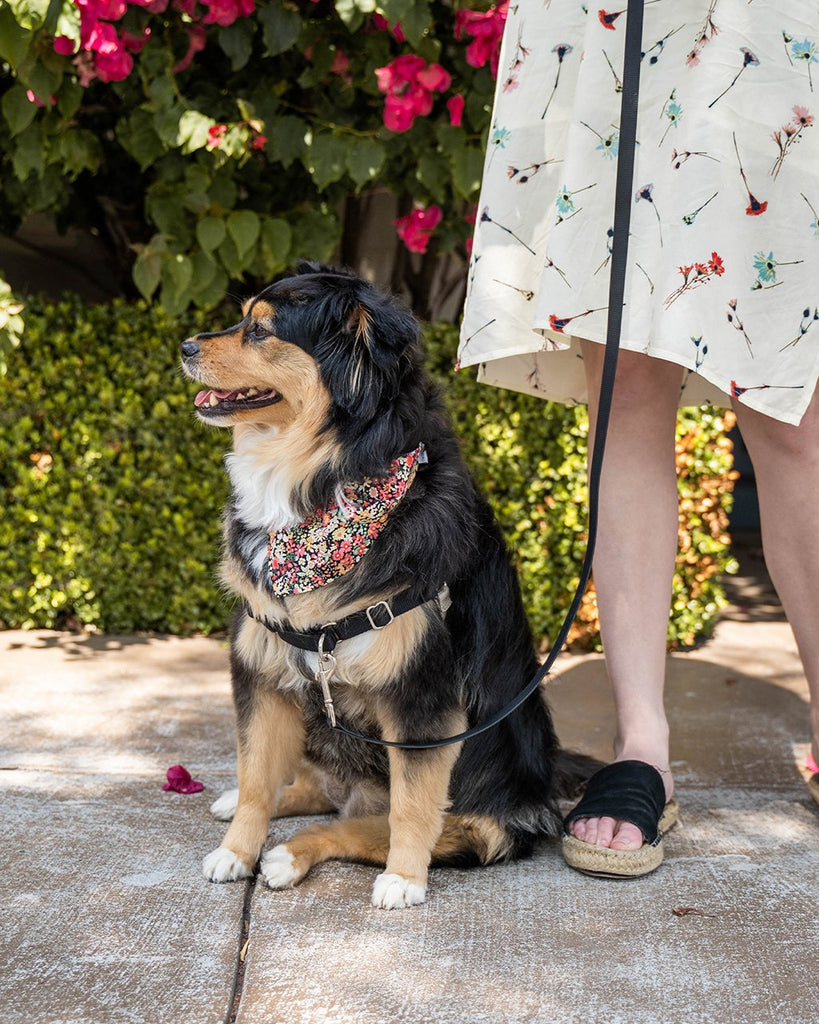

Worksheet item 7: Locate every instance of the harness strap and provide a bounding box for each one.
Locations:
[246,584,451,653]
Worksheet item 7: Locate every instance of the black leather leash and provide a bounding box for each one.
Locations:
[264,1,645,750]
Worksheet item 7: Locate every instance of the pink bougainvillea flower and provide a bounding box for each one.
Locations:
[162,765,204,794]
[372,14,406,42]
[416,63,451,92]
[73,51,98,87]
[376,55,452,132]
[447,94,465,127]
[454,3,508,78]
[394,205,443,253]
[172,23,207,73]
[200,0,255,28]
[53,35,76,56]
[121,28,151,55]
[26,89,56,107]
[207,123,228,147]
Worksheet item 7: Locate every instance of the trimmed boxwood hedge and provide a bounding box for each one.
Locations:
[0,295,736,646]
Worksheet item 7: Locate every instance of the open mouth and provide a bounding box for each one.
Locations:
[194,387,282,415]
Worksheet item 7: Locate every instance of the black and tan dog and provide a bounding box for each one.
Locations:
[181,262,595,909]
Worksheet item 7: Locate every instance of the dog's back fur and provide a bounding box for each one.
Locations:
[182,262,596,907]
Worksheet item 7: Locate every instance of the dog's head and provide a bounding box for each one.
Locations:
[180,262,422,439]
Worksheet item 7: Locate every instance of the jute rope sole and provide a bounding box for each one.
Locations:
[562,798,680,879]
[808,775,819,807]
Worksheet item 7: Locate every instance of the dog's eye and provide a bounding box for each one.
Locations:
[247,322,270,342]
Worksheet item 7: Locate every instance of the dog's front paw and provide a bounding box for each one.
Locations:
[202,846,253,883]
[371,872,426,910]
[210,788,239,821]
[259,845,301,890]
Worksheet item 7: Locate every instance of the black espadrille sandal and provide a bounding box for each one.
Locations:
[562,760,679,878]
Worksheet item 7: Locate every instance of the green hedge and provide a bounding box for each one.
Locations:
[0,296,736,645]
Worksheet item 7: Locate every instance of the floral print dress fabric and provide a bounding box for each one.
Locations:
[459,0,819,425]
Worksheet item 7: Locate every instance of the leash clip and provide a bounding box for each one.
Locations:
[316,632,338,728]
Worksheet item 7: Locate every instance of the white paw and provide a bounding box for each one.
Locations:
[259,845,300,889]
[371,872,426,910]
[210,788,239,821]
[202,846,252,883]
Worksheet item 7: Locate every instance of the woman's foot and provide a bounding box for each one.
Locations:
[567,754,674,851]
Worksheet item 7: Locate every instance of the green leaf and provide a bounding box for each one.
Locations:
[117,109,165,170]
[24,61,61,99]
[334,0,376,31]
[218,20,254,71]
[266,115,306,169]
[380,0,430,45]
[177,110,213,154]
[189,250,216,297]
[0,6,31,68]
[11,123,44,179]
[227,209,260,259]
[415,151,448,202]
[259,217,292,276]
[196,216,226,254]
[290,207,341,264]
[217,233,241,275]
[2,85,37,136]
[346,137,385,189]
[57,129,101,178]
[133,245,163,301]
[257,5,301,57]
[160,254,194,315]
[451,145,484,200]
[303,132,347,191]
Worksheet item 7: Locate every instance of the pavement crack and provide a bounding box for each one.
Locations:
[225,873,256,1024]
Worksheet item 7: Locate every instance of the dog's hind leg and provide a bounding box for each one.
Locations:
[260,814,391,890]
[203,688,304,883]
[210,762,336,822]
[431,814,515,866]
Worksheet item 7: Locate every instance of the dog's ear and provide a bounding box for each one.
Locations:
[327,289,419,421]
[345,303,374,347]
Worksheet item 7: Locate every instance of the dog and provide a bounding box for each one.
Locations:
[180,262,596,909]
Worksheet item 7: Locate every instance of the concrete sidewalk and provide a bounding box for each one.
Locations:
[1,567,817,1024]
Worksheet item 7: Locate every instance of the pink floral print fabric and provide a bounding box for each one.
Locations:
[459,0,819,425]
[267,445,425,596]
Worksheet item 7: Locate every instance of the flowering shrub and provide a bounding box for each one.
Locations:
[0,1,508,315]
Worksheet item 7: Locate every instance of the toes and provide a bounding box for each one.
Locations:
[210,788,239,821]
[569,817,645,850]
[202,846,252,882]
[371,872,426,910]
[610,821,644,851]
[260,845,302,889]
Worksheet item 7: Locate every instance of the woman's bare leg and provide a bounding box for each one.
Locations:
[569,342,682,849]
[731,386,819,772]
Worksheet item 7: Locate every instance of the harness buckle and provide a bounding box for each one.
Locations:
[365,600,395,630]
[435,583,452,617]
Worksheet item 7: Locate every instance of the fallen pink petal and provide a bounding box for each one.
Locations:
[162,764,204,794]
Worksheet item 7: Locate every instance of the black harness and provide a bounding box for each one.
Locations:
[245,583,451,654]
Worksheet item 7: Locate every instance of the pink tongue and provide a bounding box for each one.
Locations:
[194,389,237,407]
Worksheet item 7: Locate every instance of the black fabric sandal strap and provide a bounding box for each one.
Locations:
[563,760,667,846]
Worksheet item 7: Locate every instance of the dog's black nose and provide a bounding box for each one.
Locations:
[180,339,200,358]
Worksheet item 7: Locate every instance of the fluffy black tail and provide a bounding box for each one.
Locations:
[552,749,604,800]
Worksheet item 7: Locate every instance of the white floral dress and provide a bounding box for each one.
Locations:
[459,0,819,425]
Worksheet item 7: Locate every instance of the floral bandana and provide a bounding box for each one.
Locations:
[267,444,426,597]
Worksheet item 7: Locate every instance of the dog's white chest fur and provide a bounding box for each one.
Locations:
[226,428,299,533]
